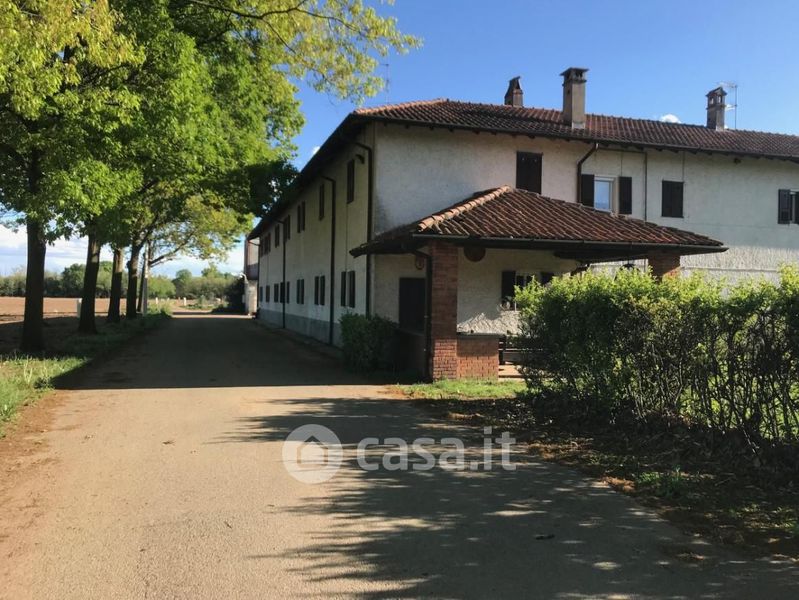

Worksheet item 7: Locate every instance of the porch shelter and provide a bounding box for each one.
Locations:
[352,186,726,381]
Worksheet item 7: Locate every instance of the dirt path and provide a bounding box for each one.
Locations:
[1,314,797,599]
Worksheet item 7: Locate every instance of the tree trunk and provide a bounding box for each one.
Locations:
[126,243,142,320]
[78,232,101,334]
[137,246,146,313]
[107,247,124,323]
[21,217,46,353]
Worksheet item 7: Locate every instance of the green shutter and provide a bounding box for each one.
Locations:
[618,176,632,214]
[580,174,594,207]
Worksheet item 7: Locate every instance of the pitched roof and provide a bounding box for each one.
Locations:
[354,99,799,161]
[351,187,725,258]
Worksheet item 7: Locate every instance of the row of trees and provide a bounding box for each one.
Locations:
[0,264,236,300]
[1,0,417,349]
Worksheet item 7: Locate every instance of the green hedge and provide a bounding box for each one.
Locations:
[515,268,799,460]
[339,313,398,372]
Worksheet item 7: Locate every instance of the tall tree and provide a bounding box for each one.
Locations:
[2,0,418,344]
[0,0,141,350]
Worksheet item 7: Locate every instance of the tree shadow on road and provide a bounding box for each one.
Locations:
[214,396,799,599]
[53,315,396,390]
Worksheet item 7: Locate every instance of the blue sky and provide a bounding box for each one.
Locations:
[2,0,797,277]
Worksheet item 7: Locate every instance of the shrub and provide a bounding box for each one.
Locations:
[515,268,799,463]
[340,313,397,372]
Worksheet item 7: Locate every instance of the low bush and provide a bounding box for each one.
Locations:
[515,267,799,468]
[340,313,397,372]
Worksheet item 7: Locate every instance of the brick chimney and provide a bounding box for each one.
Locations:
[706,86,727,130]
[561,67,588,129]
[504,77,523,107]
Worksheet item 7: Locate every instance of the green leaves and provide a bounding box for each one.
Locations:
[517,268,799,459]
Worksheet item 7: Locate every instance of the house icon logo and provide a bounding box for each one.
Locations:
[282,424,343,484]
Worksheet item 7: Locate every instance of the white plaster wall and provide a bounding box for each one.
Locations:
[373,125,583,233]
[644,152,799,276]
[457,248,577,334]
[258,125,372,344]
[373,124,799,277]
[373,247,577,335]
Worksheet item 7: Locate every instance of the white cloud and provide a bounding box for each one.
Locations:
[0,224,244,277]
[0,224,26,250]
[311,145,321,156]
[660,113,681,124]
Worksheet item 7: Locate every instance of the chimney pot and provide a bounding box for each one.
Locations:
[561,67,588,129]
[706,86,727,130]
[504,76,523,107]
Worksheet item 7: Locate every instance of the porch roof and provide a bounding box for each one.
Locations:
[350,186,726,262]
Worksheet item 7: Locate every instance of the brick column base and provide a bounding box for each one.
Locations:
[648,251,681,279]
[457,337,499,379]
[428,242,459,380]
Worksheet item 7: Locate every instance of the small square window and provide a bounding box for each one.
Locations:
[593,178,613,212]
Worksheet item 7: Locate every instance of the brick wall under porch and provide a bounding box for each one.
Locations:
[456,336,499,380]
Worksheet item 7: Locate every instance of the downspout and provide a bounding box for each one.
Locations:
[412,249,433,381]
[576,142,600,203]
[643,150,649,221]
[322,175,336,345]
[353,141,374,315]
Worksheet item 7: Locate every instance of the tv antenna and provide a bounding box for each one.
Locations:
[719,81,738,129]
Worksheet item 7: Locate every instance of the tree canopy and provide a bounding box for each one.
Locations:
[0,0,419,348]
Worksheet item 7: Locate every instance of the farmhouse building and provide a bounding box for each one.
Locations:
[246,67,799,379]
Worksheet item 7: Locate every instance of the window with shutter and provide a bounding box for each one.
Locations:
[501,270,516,304]
[516,152,542,193]
[662,181,684,218]
[579,174,595,207]
[319,276,325,306]
[275,225,280,247]
[319,184,325,220]
[274,283,278,301]
[284,216,291,240]
[285,281,290,304]
[340,271,347,306]
[778,189,792,224]
[618,176,632,215]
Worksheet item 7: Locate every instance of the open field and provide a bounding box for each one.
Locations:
[0,297,111,320]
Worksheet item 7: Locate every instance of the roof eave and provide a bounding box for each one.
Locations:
[365,115,799,163]
[351,232,727,257]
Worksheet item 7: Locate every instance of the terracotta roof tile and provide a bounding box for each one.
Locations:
[353,187,724,255]
[354,99,799,160]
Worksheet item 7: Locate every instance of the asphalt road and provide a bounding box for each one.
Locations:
[1,314,797,599]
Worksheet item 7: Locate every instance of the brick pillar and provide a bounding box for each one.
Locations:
[428,241,459,380]
[648,251,681,279]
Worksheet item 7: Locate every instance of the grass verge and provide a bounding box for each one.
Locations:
[397,386,799,562]
[397,379,527,400]
[0,310,170,436]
